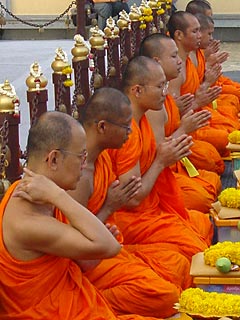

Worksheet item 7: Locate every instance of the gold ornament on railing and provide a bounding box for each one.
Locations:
[0,80,20,115]
[117,10,131,30]
[71,34,90,62]
[51,48,73,87]
[26,62,48,92]
[104,16,119,38]
[89,25,106,49]
[129,4,142,21]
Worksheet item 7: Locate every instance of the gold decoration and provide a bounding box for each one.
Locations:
[58,104,67,113]
[76,94,86,106]
[51,48,70,74]
[93,73,103,89]
[104,17,119,38]
[117,10,131,30]
[72,110,79,120]
[0,80,19,113]
[129,4,142,21]
[108,66,116,77]
[71,34,90,62]
[0,178,11,197]
[89,26,105,49]
[26,62,48,92]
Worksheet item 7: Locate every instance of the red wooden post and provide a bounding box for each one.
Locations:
[0,113,21,183]
[76,0,86,38]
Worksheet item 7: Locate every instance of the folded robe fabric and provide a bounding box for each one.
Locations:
[85,150,191,318]
[164,94,222,212]
[109,116,213,262]
[181,56,239,156]
[0,181,161,320]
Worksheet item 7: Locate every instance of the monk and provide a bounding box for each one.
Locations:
[139,33,222,212]
[190,13,240,128]
[186,1,240,104]
[0,111,159,320]
[69,87,192,318]
[108,56,213,263]
[167,11,239,157]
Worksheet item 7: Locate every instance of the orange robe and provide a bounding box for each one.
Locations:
[216,75,240,102]
[182,57,239,156]
[164,94,222,212]
[109,116,213,262]
[85,150,191,318]
[0,181,161,320]
[196,49,240,123]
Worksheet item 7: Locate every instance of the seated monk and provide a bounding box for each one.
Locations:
[186,0,240,103]
[0,111,161,320]
[191,13,240,127]
[139,33,222,213]
[69,87,192,318]
[167,11,239,157]
[108,56,213,263]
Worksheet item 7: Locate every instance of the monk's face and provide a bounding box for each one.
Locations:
[106,102,132,148]
[200,24,214,49]
[182,15,201,51]
[55,124,87,190]
[140,64,167,111]
[156,39,182,81]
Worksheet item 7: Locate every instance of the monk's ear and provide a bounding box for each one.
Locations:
[45,150,60,170]
[174,30,183,42]
[131,84,142,98]
[96,120,106,133]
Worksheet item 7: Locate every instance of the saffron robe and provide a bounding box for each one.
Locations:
[0,181,161,320]
[181,57,239,156]
[85,150,191,318]
[109,116,213,262]
[164,94,222,212]
[196,49,240,123]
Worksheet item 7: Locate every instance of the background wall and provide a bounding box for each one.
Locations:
[11,0,72,15]
[176,0,240,14]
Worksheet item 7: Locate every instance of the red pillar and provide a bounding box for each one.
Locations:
[76,0,86,38]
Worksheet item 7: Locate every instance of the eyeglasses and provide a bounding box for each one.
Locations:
[142,81,169,95]
[95,120,132,133]
[56,148,88,165]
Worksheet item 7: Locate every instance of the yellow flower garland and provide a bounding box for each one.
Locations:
[176,288,240,317]
[204,241,240,266]
[228,130,240,144]
[218,187,240,208]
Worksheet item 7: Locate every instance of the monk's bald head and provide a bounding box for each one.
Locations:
[195,13,214,31]
[27,111,82,159]
[80,87,131,126]
[139,33,172,59]
[122,56,164,93]
[167,11,196,39]
[186,0,212,16]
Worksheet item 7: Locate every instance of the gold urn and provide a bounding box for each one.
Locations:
[51,48,70,74]
[71,34,89,62]
[0,80,17,113]
[26,62,48,92]
[89,26,105,49]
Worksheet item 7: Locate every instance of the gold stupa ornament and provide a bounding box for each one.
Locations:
[71,34,90,62]
[129,4,142,21]
[89,25,106,49]
[26,62,48,92]
[117,10,131,30]
[51,47,70,74]
[0,80,20,114]
[104,16,119,38]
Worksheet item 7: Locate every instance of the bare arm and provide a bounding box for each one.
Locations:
[12,168,121,260]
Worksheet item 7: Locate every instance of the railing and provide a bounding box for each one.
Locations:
[0,1,173,198]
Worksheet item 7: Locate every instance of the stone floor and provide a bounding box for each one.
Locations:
[0,40,240,152]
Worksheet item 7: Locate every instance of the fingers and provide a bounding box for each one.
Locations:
[23,167,35,177]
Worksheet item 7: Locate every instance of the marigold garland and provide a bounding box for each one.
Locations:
[176,288,240,317]
[204,241,240,266]
[228,130,240,144]
[218,187,240,209]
